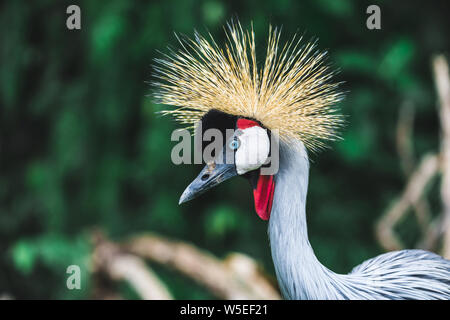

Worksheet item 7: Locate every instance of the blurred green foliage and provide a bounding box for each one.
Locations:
[0,0,449,299]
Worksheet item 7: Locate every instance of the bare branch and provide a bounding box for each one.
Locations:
[376,153,439,251]
[396,100,433,239]
[92,233,173,300]
[433,54,450,259]
[396,100,416,175]
[419,215,445,250]
[125,233,281,300]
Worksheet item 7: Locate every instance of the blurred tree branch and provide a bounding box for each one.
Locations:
[433,55,450,259]
[396,101,433,236]
[92,232,173,300]
[396,100,431,232]
[376,153,439,251]
[125,234,281,299]
[91,231,281,300]
[396,100,416,175]
[376,55,450,259]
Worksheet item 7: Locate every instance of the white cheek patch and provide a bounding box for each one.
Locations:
[235,126,270,175]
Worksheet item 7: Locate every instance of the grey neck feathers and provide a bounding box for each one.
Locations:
[268,138,349,299]
[268,139,450,300]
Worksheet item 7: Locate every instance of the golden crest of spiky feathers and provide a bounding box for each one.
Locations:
[153,23,344,151]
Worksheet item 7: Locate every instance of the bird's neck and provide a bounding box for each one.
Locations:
[268,139,344,299]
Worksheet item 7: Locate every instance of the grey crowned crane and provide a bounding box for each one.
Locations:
[153,22,450,299]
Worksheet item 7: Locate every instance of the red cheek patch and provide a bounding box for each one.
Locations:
[237,118,260,129]
[253,174,275,220]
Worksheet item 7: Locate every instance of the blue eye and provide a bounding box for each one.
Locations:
[229,138,240,150]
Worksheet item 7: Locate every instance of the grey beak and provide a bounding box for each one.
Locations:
[179,161,238,204]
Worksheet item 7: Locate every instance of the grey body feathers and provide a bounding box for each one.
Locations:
[268,138,450,300]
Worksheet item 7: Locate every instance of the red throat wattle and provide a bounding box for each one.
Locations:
[253,174,275,220]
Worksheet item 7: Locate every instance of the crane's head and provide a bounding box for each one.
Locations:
[178,109,276,220]
[152,21,344,220]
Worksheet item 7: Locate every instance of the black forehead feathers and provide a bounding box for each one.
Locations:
[195,109,237,154]
[200,109,267,134]
[201,109,238,136]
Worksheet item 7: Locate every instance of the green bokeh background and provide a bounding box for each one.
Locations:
[0,0,449,299]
